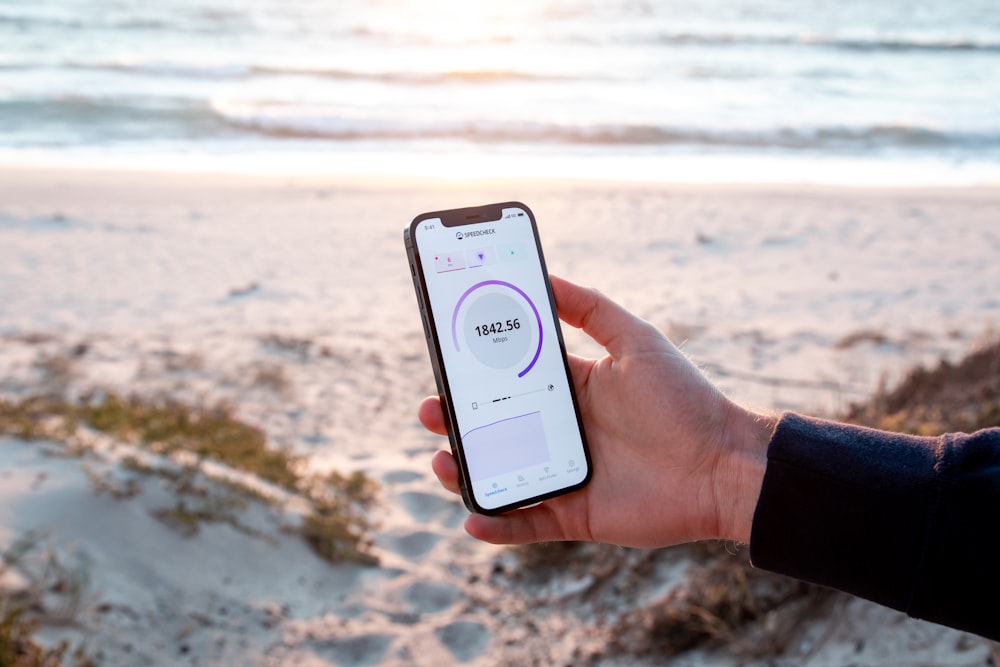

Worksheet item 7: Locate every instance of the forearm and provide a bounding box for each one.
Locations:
[749,413,1000,640]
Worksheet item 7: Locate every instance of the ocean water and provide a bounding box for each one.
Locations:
[2,0,999,184]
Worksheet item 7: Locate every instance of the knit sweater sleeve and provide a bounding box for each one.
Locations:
[749,412,1000,640]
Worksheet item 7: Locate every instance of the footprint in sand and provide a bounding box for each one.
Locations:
[397,490,458,524]
[436,620,492,663]
[382,530,442,559]
[402,580,459,614]
[311,633,394,667]
[382,470,423,484]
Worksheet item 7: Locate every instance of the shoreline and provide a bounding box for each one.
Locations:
[3,150,1000,190]
[5,163,1000,200]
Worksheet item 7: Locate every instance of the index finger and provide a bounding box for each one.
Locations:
[549,274,655,359]
[418,395,448,436]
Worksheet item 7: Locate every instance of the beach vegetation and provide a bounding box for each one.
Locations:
[834,328,890,349]
[259,333,314,360]
[6,332,56,346]
[0,534,95,667]
[0,392,380,565]
[513,540,584,571]
[846,336,1000,434]
[0,606,67,667]
[607,545,835,661]
[32,353,76,396]
[248,362,293,394]
[0,396,78,442]
[150,495,270,543]
[77,392,302,489]
[302,471,380,566]
[159,349,205,373]
[151,500,218,538]
[81,465,142,500]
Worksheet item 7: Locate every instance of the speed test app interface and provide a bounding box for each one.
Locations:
[414,205,588,510]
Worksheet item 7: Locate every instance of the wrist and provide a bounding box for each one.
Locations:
[713,405,776,543]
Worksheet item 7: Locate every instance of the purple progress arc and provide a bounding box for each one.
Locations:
[451,280,543,378]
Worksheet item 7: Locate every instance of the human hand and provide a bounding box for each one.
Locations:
[419,275,775,547]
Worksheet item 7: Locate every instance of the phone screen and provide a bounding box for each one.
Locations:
[406,202,590,513]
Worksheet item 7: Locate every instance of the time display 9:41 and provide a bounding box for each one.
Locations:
[474,319,521,337]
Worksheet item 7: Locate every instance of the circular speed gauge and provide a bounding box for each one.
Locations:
[451,280,542,377]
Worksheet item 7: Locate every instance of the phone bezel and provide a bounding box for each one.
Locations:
[404,201,592,515]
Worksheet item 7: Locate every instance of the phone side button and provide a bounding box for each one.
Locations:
[421,313,431,338]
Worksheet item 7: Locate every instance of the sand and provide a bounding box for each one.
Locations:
[1,167,998,665]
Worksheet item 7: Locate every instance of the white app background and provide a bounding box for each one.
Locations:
[415,207,587,510]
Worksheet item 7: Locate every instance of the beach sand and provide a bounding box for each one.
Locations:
[1,167,998,665]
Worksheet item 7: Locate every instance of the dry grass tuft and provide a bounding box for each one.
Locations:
[0,391,301,490]
[259,334,314,360]
[834,328,890,349]
[0,534,96,667]
[248,362,293,394]
[83,392,299,487]
[302,471,380,566]
[0,396,77,442]
[0,392,380,566]
[0,606,66,667]
[608,548,835,659]
[846,337,1000,434]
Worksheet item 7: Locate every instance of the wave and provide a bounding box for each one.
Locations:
[0,59,565,85]
[211,102,999,150]
[3,91,996,153]
[0,16,174,33]
[0,59,252,79]
[0,8,248,32]
[2,92,997,156]
[0,96,227,141]
[247,66,565,85]
[75,61,254,79]
[651,31,1000,53]
[8,7,997,57]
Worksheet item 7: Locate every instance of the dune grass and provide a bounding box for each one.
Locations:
[0,606,68,667]
[0,391,378,567]
[302,471,380,566]
[846,337,1000,434]
[0,391,300,489]
[0,534,95,667]
[81,392,301,489]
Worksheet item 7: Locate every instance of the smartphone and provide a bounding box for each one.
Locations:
[404,202,591,515]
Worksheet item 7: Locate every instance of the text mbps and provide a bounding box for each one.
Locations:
[457,228,496,240]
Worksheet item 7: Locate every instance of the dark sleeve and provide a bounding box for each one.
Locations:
[749,412,1000,640]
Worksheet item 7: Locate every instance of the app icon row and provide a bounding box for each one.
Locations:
[433,243,526,274]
